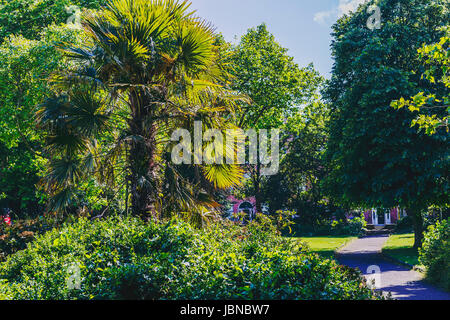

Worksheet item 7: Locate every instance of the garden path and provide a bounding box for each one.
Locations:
[336,235,450,300]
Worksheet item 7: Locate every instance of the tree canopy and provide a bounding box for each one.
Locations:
[0,0,108,42]
[0,26,82,215]
[324,0,449,247]
[229,24,324,211]
[391,34,449,135]
[37,0,246,219]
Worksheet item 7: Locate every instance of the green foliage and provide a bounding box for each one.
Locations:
[330,215,367,237]
[0,215,62,261]
[0,216,383,300]
[262,99,330,214]
[0,25,82,215]
[419,218,450,291]
[270,210,295,235]
[323,0,449,247]
[294,214,366,237]
[231,23,323,129]
[0,0,115,216]
[37,0,246,216]
[0,0,108,42]
[229,23,324,211]
[395,216,414,233]
[391,35,449,134]
[0,142,43,215]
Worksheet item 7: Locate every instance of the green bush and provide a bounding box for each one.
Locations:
[0,216,382,300]
[330,215,367,236]
[395,216,413,233]
[294,214,366,237]
[419,218,450,291]
[0,215,61,261]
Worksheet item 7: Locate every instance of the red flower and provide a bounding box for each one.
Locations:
[4,216,11,226]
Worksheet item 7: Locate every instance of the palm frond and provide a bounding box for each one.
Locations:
[47,187,77,213]
[45,158,84,189]
[202,164,243,189]
[66,90,112,137]
[39,0,247,214]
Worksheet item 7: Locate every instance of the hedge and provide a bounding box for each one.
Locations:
[0,216,383,300]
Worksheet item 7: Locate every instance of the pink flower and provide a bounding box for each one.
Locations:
[4,216,11,226]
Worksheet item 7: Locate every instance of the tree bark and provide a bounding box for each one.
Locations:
[408,206,424,249]
[254,162,262,213]
[128,90,159,218]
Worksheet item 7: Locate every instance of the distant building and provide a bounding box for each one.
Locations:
[362,208,407,226]
[226,196,257,220]
[225,196,270,220]
[225,195,407,226]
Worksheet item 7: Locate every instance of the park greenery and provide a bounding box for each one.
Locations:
[391,34,449,135]
[382,233,420,266]
[324,0,449,248]
[0,0,448,299]
[419,218,449,291]
[0,215,383,300]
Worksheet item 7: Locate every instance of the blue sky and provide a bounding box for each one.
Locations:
[189,0,368,78]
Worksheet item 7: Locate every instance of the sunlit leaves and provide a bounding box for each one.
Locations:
[230,24,323,130]
[324,0,449,215]
[391,36,449,135]
[202,164,244,190]
[36,0,248,214]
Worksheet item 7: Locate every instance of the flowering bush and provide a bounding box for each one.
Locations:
[0,216,11,226]
[0,215,59,261]
[0,216,382,300]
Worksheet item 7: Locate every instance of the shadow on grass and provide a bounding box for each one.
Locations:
[383,247,419,266]
[382,233,419,266]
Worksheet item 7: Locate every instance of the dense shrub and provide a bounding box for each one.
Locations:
[0,215,61,261]
[419,218,450,291]
[395,216,413,233]
[0,216,382,300]
[293,214,366,237]
[329,215,366,236]
[423,208,447,229]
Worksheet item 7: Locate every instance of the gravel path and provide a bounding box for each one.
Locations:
[336,235,450,300]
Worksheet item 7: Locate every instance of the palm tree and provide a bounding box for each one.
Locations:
[36,0,245,218]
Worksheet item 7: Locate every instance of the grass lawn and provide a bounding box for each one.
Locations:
[293,236,356,259]
[382,233,420,267]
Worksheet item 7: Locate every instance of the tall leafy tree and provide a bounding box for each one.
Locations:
[230,24,323,211]
[262,99,330,216]
[391,34,449,134]
[37,0,244,217]
[0,0,112,216]
[324,0,449,248]
[0,0,108,42]
[0,26,81,216]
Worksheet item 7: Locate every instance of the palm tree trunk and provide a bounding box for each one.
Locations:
[128,91,159,218]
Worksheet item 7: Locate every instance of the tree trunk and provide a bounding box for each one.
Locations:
[254,162,263,213]
[128,91,159,218]
[408,206,424,249]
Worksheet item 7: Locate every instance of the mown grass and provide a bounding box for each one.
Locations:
[293,236,356,259]
[382,233,420,267]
